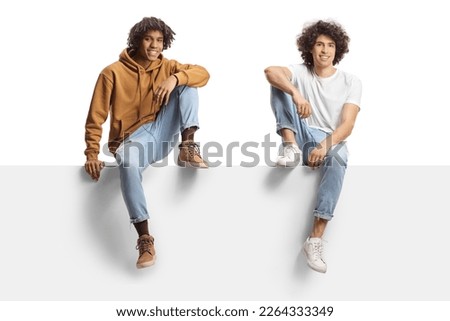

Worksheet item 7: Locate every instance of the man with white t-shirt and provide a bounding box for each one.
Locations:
[264,20,362,273]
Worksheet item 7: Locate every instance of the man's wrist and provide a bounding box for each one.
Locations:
[317,139,332,151]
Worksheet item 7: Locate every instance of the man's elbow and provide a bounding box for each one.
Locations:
[264,66,277,82]
[203,70,211,85]
[264,66,275,76]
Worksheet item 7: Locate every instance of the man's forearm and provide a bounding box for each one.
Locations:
[319,123,354,152]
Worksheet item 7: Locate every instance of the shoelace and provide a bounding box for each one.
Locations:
[284,145,300,161]
[136,238,153,254]
[186,142,201,158]
[312,242,324,261]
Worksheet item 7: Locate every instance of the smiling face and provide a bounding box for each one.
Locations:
[135,30,164,63]
[310,34,336,70]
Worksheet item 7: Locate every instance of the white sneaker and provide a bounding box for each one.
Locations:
[303,237,327,273]
[276,144,301,167]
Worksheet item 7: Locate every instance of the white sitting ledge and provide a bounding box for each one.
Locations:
[0,165,449,301]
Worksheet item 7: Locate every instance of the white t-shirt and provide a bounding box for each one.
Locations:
[288,63,362,133]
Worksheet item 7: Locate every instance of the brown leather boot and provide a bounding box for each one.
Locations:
[177,141,208,168]
[136,234,156,269]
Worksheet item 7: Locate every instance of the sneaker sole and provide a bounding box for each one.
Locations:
[275,159,301,168]
[275,162,297,168]
[136,255,156,269]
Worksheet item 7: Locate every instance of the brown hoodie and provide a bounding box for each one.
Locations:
[84,49,210,161]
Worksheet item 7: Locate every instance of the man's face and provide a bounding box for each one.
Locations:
[136,30,164,62]
[311,34,336,69]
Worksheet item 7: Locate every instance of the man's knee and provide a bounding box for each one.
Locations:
[325,143,348,168]
[177,85,197,97]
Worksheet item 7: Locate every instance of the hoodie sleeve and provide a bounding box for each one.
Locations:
[84,73,112,161]
[171,60,210,87]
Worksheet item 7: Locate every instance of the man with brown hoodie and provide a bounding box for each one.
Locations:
[84,17,210,269]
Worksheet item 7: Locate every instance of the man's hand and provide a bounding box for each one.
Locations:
[308,144,327,169]
[154,75,178,106]
[293,92,312,118]
[85,160,105,181]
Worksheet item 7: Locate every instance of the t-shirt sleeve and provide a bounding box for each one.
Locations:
[288,64,307,88]
[346,76,362,109]
[287,64,296,84]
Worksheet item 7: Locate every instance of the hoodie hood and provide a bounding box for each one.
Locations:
[119,49,163,72]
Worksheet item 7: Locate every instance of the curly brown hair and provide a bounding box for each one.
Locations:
[127,17,176,52]
[296,20,350,69]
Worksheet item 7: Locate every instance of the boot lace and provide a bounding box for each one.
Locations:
[136,237,153,255]
[186,142,201,158]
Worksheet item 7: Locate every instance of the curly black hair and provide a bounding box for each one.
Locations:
[296,20,350,69]
[127,17,176,52]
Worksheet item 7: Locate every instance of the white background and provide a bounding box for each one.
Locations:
[1,2,450,318]
[0,0,449,166]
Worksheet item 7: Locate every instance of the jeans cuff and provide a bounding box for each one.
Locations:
[313,210,333,221]
[181,122,200,133]
[129,215,150,224]
[276,124,297,136]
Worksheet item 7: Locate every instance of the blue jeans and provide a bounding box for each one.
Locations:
[270,86,348,221]
[115,86,200,223]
